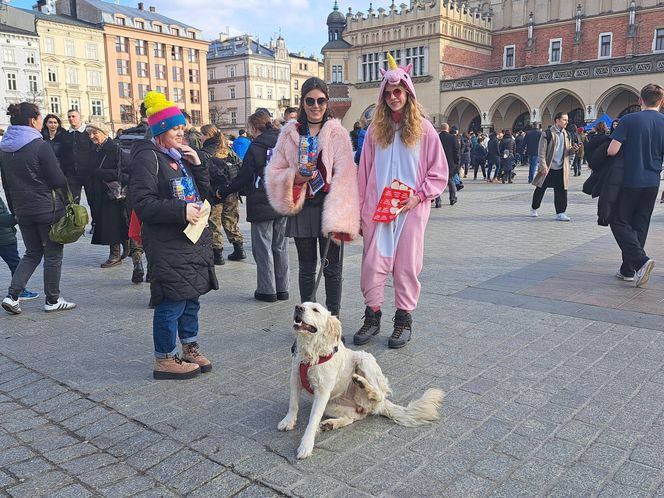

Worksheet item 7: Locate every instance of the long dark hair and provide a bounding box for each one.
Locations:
[297,77,334,135]
[7,102,40,126]
[41,113,64,139]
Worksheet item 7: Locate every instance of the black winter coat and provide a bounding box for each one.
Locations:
[227,129,282,223]
[129,140,218,305]
[0,137,67,225]
[499,135,516,168]
[60,129,96,178]
[89,139,128,245]
[42,128,66,162]
[524,129,542,156]
[582,136,624,226]
[487,137,500,162]
[439,131,460,175]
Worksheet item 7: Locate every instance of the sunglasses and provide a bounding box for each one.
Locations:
[304,97,328,107]
[383,88,404,100]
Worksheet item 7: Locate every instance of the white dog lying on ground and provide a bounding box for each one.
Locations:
[278,302,445,459]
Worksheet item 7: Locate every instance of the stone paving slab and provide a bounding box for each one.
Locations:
[1,168,664,496]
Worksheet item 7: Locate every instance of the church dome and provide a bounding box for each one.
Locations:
[327,1,345,25]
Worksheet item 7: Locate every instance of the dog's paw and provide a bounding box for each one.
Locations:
[296,440,314,459]
[278,416,297,431]
[352,374,366,389]
[320,420,335,431]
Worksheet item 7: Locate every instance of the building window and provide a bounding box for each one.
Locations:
[332,64,343,83]
[294,79,299,90]
[230,111,237,125]
[267,87,273,100]
[172,67,182,81]
[153,24,162,33]
[503,45,515,69]
[135,40,146,56]
[209,68,216,80]
[382,50,401,70]
[155,85,167,96]
[598,33,612,58]
[229,87,236,99]
[120,104,134,123]
[654,28,664,52]
[86,43,98,60]
[154,43,164,58]
[44,37,55,54]
[188,69,199,83]
[138,84,150,99]
[209,88,215,101]
[171,46,182,61]
[405,46,425,76]
[135,20,144,29]
[115,16,126,26]
[50,96,60,114]
[188,48,198,63]
[172,27,179,37]
[66,68,78,84]
[227,65,236,77]
[191,110,201,124]
[136,62,148,78]
[117,60,129,75]
[26,51,36,65]
[6,73,17,91]
[47,67,57,82]
[69,98,80,111]
[28,74,38,93]
[87,70,101,87]
[361,53,380,82]
[3,48,14,63]
[172,88,183,102]
[155,64,166,79]
[91,99,103,117]
[115,36,128,53]
[118,82,131,98]
[549,39,562,64]
[187,31,196,39]
[190,90,200,104]
[65,40,75,57]
[256,86,263,99]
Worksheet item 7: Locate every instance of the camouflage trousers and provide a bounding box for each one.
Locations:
[209,193,243,250]
[130,238,143,264]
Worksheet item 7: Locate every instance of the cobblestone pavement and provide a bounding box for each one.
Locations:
[1,167,664,497]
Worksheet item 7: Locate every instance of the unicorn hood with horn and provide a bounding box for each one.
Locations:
[378,53,418,102]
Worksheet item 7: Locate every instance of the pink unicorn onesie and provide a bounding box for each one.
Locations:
[354,53,448,349]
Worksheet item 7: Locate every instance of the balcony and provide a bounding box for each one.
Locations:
[441,54,664,92]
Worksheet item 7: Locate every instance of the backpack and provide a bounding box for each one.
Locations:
[246,142,274,197]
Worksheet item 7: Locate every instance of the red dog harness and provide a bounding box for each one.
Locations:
[299,348,337,394]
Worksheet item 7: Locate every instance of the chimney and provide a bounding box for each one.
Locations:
[149,5,155,12]
[138,2,144,10]
[69,0,78,18]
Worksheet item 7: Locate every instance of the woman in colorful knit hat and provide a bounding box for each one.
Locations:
[353,53,448,349]
[129,92,218,380]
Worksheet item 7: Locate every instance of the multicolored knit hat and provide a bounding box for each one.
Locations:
[378,53,417,102]
[144,91,186,137]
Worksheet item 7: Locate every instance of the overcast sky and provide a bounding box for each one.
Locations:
[12,0,384,56]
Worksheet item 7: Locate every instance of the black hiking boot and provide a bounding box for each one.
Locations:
[388,309,412,349]
[353,307,382,346]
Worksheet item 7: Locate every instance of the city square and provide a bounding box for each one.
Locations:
[1,172,664,497]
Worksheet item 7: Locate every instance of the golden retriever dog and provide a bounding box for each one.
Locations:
[278,302,445,459]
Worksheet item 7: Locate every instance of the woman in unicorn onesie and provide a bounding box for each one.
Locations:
[353,54,448,349]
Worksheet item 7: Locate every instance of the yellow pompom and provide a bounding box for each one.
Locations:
[144,91,175,117]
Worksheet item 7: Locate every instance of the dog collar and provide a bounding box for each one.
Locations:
[299,346,338,395]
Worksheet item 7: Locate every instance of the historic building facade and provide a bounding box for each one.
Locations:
[0,8,42,128]
[54,0,209,132]
[289,52,325,107]
[322,0,664,132]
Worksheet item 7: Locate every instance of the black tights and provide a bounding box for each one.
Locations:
[294,236,341,315]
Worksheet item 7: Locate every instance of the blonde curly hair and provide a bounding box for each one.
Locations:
[371,91,425,148]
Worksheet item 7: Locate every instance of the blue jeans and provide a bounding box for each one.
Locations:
[153,298,200,358]
[528,155,539,183]
[0,243,20,275]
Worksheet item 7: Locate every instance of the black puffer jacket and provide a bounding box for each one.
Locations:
[582,136,624,226]
[0,134,67,225]
[226,128,282,223]
[129,139,218,305]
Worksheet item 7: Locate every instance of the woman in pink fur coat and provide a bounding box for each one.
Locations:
[353,54,448,349]
[265,77,359,316]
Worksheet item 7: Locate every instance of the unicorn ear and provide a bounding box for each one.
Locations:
[404,63,414,75]
[379,68,386,77]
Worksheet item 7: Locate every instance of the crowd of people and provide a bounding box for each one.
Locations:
[1,77,662,380]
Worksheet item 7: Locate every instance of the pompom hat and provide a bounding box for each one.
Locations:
[144,91,186,137]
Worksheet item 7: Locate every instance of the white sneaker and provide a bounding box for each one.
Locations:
[530,208,538,217]
[615,272,635,282]
[556,213,571,221]
[2,296,21,315]
[44,298,76,313]
[634,259,655,288]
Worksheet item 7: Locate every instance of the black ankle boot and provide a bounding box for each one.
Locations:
[353,307,382,345]
[389,310,412,349]
[213,249,225,266]
[132,260,144,284]
[227,242,246,261]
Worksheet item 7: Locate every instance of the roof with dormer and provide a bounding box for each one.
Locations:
[83,0,199,32]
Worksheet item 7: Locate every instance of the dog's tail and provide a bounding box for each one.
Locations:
[379,388,445,427]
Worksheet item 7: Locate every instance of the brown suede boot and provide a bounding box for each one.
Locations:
[101,244,122,268]
[153,354,200,380]
[181,342,212,373]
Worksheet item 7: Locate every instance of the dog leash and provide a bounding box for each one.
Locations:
[311,233,345,317]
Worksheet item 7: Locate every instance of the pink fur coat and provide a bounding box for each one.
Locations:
[265,119,360,241]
